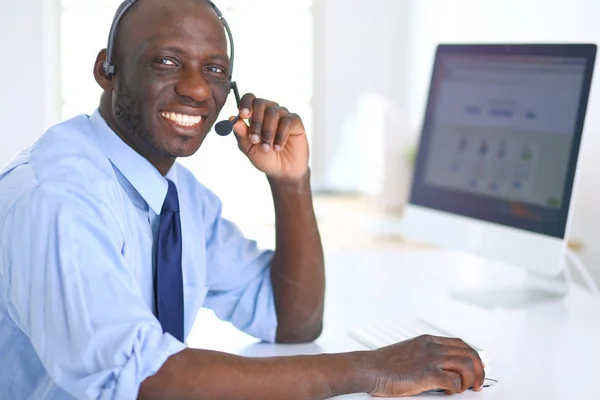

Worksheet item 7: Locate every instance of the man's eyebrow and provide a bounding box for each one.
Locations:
[205,53,231,64]
[158,46,186,54]
[149,47,230,63]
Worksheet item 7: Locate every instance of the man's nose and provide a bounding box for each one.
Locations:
[175,69,211,104]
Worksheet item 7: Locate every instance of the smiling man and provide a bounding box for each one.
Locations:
[0,0,485,399]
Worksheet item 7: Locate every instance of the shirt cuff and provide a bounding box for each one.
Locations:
[108,331,187,400]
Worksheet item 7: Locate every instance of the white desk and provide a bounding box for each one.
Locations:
[189,249,600,399]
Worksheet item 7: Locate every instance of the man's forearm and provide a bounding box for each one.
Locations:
[139,348,371,400]
[268,169,325,343]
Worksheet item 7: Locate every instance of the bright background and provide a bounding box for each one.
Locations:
[2,0,600,285]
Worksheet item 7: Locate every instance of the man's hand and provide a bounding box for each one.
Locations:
[231,93,309,181]
[365,334,486,397]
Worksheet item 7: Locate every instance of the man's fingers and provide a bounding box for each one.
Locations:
[438,356,478,393]
[273,113,297,152]
[430,338,485,391]
[260,106,281,152]
[231,93,304,158]
[435,345,485,391]
[431,370,462,395]
[230,115,248,134]
[230,115,252,153]
[231,93,255,152]
[238,93,256,119]
[248,99,267,145]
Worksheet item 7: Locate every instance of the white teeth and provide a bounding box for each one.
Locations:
[161,112,203,127]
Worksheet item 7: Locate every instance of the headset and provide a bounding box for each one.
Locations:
[101,0,241,109]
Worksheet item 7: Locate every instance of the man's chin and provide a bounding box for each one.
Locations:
[173,150,199,158]
[163,138,205,159]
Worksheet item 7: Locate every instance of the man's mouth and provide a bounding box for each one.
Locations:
[160,111,204,128]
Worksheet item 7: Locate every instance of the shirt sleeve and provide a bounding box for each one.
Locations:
[0,183,186,400]
[201,188,278,343]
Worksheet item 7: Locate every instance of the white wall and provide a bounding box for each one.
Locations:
[0,1,60,167]
[312,0,413,196]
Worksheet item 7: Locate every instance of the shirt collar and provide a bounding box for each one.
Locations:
[89,109,172,215]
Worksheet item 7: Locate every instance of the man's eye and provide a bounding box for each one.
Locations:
[207,66,226,74]
[155,58,177,66]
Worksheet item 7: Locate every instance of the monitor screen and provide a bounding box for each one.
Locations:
[410,45,596,238]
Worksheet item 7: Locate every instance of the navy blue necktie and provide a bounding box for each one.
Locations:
[155,179,184,341]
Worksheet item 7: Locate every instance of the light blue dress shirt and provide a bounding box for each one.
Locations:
[0,110,277,400]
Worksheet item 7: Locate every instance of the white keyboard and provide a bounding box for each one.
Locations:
[348,317,488,364]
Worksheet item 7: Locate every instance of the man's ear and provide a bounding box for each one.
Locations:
[93,49,114,91]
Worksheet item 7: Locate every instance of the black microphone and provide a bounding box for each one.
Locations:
[214,115,241,136]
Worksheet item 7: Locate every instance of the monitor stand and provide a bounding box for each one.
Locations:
[449,270,568,309]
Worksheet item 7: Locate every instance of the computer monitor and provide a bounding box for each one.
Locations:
[401,44,596,306]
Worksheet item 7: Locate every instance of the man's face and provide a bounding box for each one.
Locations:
[106,0,230,160]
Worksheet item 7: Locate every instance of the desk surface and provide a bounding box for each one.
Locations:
[189,249,600,399]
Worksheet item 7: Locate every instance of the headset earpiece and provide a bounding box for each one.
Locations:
[102,61,115,79]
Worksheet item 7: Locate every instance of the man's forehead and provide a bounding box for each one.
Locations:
[119,0,227,50]
[128,0,213,16]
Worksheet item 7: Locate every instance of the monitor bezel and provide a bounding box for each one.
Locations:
[409,44,597,239]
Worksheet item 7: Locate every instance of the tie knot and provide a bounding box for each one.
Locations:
[162,179,180,213]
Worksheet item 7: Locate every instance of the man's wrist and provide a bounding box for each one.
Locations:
[331,351,375,395]
[267,168,311,194]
